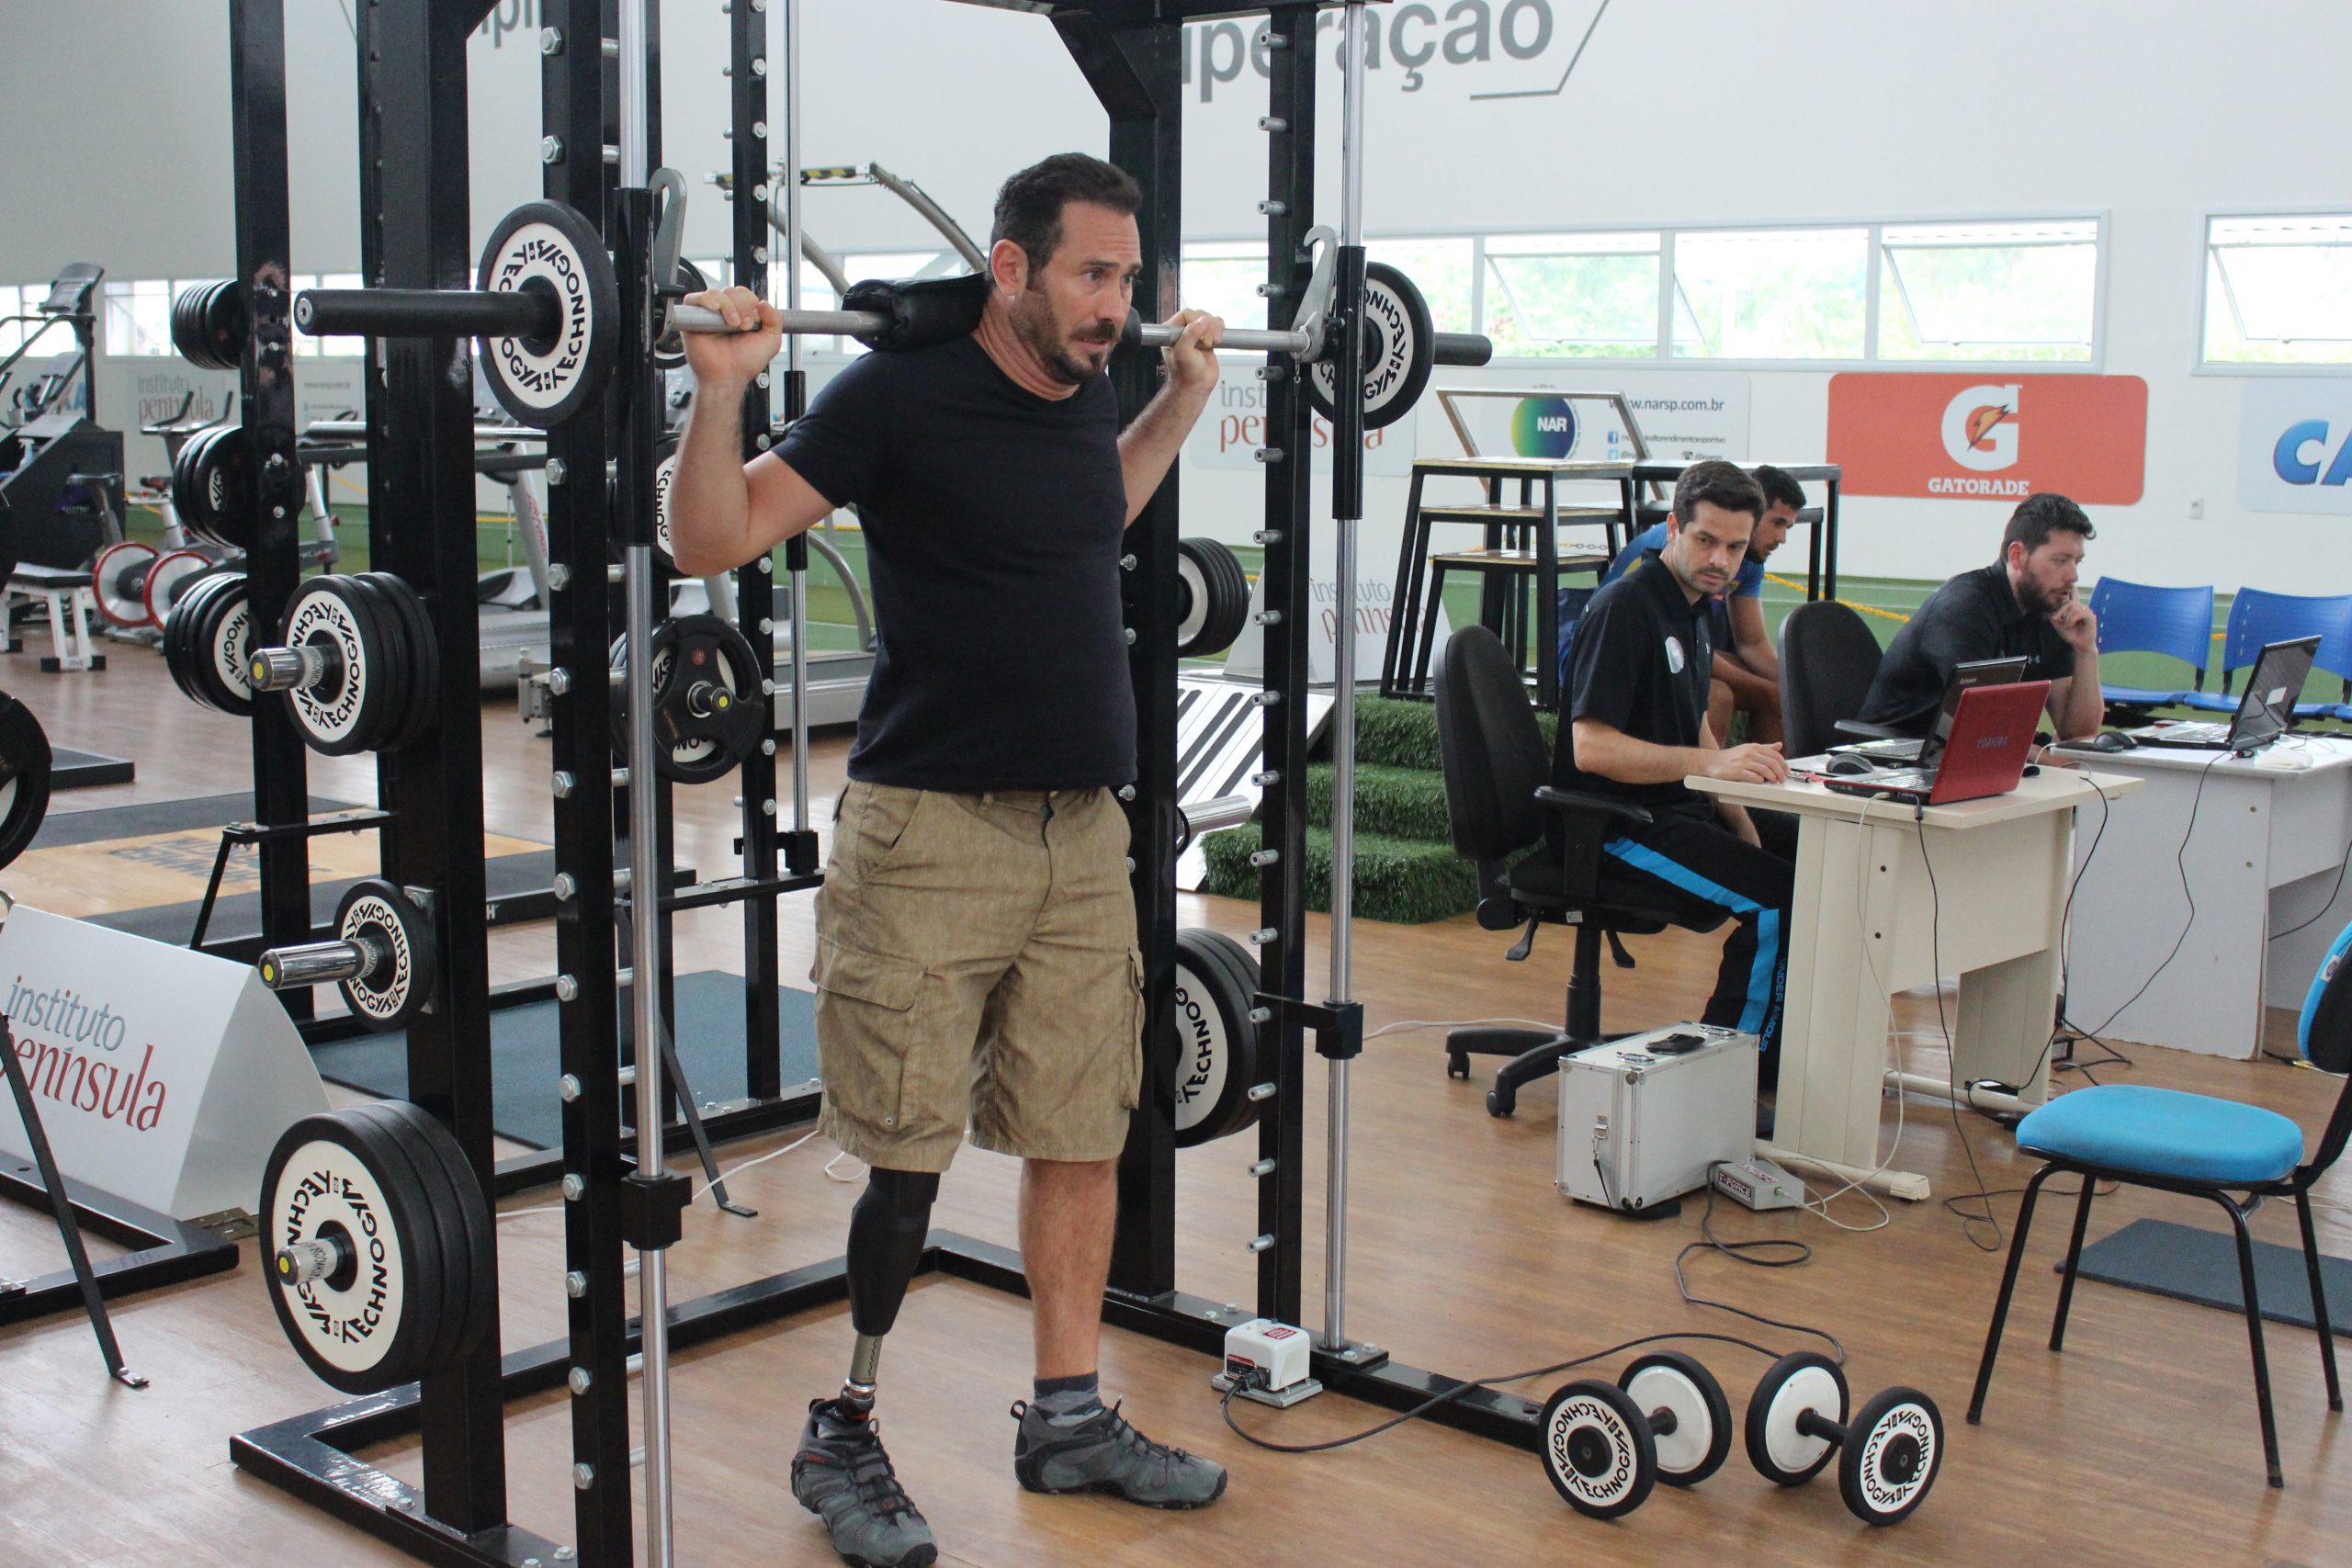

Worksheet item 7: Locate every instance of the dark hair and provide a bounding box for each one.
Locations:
[990,153,1142,273]
[1750,464,1806,514]
[2002,492,2095,554]
[1670,459,1765,526]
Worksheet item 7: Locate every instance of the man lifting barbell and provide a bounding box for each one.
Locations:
[669,152,1229,1568]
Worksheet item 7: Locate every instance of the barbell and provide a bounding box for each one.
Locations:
[294,198,1489,431]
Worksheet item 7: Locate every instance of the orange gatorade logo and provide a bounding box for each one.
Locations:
[1828,373,2145,502]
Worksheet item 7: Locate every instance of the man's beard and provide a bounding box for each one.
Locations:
[1012,285,1114,388]
[2018,565,2069,615]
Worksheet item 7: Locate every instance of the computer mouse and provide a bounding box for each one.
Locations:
[1825,753,1881,776]
[2086,731,2137,753]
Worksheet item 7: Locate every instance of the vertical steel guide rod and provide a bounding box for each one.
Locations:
[784,0,810,829]
[1321,0,1370,1359]
[618,3,675,1564]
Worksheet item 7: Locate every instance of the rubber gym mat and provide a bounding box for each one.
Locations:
[28,792,353,849]
[2066,1216,2350,1337]
[51,746,134,789]
[309,969,821,1150]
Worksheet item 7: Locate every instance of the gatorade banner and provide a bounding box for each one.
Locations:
[1826,373,2147,503]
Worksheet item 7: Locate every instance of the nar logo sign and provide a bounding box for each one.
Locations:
[2239,380,2352,515]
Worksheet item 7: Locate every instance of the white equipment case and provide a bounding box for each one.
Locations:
[1556,1022,1758,1213]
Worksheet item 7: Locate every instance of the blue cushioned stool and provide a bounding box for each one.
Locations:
[1968,921,2352,1487]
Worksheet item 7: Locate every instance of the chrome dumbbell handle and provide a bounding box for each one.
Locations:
[249,641,342,694]
[256,932,386,990]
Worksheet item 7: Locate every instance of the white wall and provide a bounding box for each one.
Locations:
[1,0,2342,590]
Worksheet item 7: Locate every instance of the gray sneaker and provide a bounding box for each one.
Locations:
[1010,1397,1228,1508]
[789,1398,938,1568]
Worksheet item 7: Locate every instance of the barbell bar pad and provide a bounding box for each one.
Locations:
[295,287,558,343]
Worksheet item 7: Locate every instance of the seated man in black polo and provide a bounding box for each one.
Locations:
[1555,460,1795,1095]
[1855,491,2103,742]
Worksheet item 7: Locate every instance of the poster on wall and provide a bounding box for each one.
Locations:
[1184,380,1418,476]
[1826,373,2147,503]
[1423,371,1751,464]
[2238,379,2352,515]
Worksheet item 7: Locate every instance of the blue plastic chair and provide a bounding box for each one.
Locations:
[2086,578,2213,709]
[1969,921,2352,1488]
[2179,588,2352,721]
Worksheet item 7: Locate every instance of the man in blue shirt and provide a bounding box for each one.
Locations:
[1589,464,1804,745]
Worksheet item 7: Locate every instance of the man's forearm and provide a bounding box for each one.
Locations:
[1118,383,1211,525]
[668,380,758,573]
[1574,720,1710,784]
[2057,649,2102,739]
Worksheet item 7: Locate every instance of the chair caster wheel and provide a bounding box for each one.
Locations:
[1487,1087,1515,1118]
[1447,1052,1469,1080]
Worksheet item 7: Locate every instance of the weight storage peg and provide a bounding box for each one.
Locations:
[1744,1351,1944,1525]
[1537,1352,1732,1519]
[257,879,436,1033]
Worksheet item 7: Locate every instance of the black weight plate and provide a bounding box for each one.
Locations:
[614,615,763,784]
[1838,1387,1941,1526]
[161,570,215,706]
[1170,929,1261,1146]
[1174,538,1250,659]
[276,575,393,755]
[651,259,707,371]
[1197,929,1269,1134]
[1745,1350,1848,1487]
[1622,1351,1733,1487]
[337,574,413,756]
[181,424,255,551]
[334,877,434,1032]
[474,199,617,429]
[339,1100,476,1381]
[357,573,439,750]
[200,281,246,372]
[1539,1379,1658,1520]
[650,433,679,570]
[193,572,258,716]
[170,427,218,547]
[258,1107,445,1395]
[91,540,158,628]
[368,1100,497,1372]
[1306,261,1436,433]
[0,693,52,871]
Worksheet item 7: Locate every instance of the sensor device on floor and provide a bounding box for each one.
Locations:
[1212,1318,1323,1409]
[1712,1156,1804,1212]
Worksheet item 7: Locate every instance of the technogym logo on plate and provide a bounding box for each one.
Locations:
[1511,396,1577,458]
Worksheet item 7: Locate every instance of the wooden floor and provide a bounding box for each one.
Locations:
[3,639,2348,1568]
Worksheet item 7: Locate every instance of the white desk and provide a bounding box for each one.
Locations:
[2062,735,2352,1058]
[1690,767,2137,1198]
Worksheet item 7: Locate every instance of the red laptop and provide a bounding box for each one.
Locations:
[1815,680,2051,806]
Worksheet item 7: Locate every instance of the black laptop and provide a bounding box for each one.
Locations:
[2132,636,2318,754]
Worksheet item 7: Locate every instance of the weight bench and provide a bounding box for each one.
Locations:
[4,562,105,671]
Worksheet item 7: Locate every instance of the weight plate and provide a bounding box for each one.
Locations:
[170,427,219,547]
[651,259,707,371]
[340,1100,480,1379]
[334,878,434,1032]
[1838,1386,1941,1526]
[474,199,617,429]
[1745,1351,1848,1487]
[274,575,395,754]
[142,547,212,629]
[195,572,257,716]
[178,425,255,551]
[650,434,679,570]
[367,1100,497,1374]
[1171,929,1260,1146]
[161,570,217,706]
[0,693,52,871]
[1174,538,1250,659]
[611,615,764,784]
[337,574,413,757]
[1622,1351,1732,1487]
[1538,1378,1658,1520]
[259,1108,445,1395]
[1306,261,1436,433]
[356,573,439,750]
[91,541,158,628]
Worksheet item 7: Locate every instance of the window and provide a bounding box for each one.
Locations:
[1879,220,2097,362]
[289,276,368,357]
[103,279,174,357]
[2204,214,2352,367]
[1368,237,1474,336]
[1481,231,1658,359]
[1671,228,1868,360]
[1180,242,1269,333]
[0,286,33,357]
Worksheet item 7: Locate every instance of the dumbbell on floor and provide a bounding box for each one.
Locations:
[1538,1351,1732,1519]
[1744,1351,1944,1525]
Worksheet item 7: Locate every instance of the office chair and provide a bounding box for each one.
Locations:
[1777,599,1885,758]
[1969,920,2352,1488]
[2086,577,2215,711]
[2178,587,2352,722]
[1433,624,1723,1117]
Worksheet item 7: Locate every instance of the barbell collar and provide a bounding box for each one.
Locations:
[249,642,339,695]
[295,287,556,343]
[256,935,379,990]
[275,1235,349,1290]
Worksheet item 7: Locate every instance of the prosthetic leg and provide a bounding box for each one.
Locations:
[835,1168,938,1418]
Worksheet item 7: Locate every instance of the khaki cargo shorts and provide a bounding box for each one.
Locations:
[810,780,1142,1172]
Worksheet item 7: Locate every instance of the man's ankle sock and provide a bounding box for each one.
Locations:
[1034,1371,1103,1424]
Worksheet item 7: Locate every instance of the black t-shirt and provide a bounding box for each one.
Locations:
[775,336,1135,791]
[1554,549,1716,819]
[1857,561,2075,738]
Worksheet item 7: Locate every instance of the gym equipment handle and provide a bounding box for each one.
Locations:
[257,937,377,990]
[296,288,554,342]
[1433,332,1493,367]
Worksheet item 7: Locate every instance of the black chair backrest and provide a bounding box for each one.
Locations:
[1436,625,1549,863]
[2300,921,2352,1178]
[1780,599,1884,757]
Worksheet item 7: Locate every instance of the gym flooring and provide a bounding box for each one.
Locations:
[0,639,2346,1567]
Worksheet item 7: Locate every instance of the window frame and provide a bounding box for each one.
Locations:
[2195,207,2352,378]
